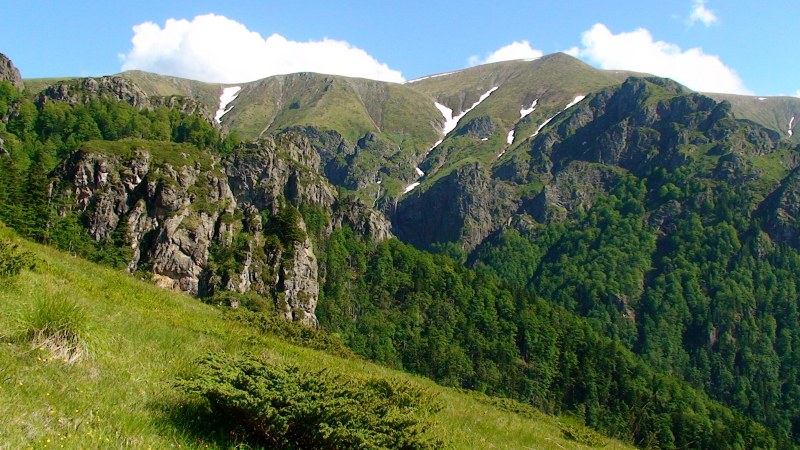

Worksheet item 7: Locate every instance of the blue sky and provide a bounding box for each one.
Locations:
[2,0,797,96]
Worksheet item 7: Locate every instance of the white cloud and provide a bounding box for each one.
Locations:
[573,24,751,95]
[794,91,800,98]
[119,14,404,83]
[689,0,719,27]
[468,41,544,66]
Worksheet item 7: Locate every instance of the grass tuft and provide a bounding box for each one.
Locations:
[20,296,91,364]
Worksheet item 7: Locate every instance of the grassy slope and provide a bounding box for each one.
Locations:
[117,70,223,113]
[706,93,800,144]
[405,53,624,192]
[223,72,442,145]
[0,228,632,450]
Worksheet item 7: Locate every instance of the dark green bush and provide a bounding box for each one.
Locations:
[0,237,35,278]
[178,353,446,449]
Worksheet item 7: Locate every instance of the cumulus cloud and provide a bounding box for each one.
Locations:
[119,14,404,83]
[689,0,719,27]
[468,41,544,66]
[572,24,751,94]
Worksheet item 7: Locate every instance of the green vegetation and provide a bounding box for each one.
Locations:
[18,296,91,364]
[0,236,35,277]
[179,352,444,449]
[6,55,800,448]
[316,226,775,448]
[0,228,632,449]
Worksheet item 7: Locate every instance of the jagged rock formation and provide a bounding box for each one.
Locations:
[0,52,23,90]
[50,131,393,326]
[395,163,517,251]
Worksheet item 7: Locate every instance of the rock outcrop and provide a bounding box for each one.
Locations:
[50,128,395,326]
[394,163,517,251]
[36,76,216,126]
[528,161,624,223]
[0,53,23,90]
[760,167,800,247]
[38,76,150,109]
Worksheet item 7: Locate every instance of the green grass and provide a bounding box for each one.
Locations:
[118,70,223,114]
[0,227,633,449]
[79,139,219,173]
[706,93,800,144]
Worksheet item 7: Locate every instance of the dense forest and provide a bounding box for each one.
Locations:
[1,75,799,449]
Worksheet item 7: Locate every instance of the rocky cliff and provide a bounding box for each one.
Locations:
[0,52,23,90]
[50,131,393,326]
[393,76,797,252]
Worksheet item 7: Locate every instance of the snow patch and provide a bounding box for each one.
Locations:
[215,86,242,124]
[429,86,500,152]
[415,167,424,177]
[481,137,489,141]
[507,130,515,145]
[529,95,586,139]
[406,71,458,83]
[564,95,586,110]
[790,116,795,136]
[435,102,458,136]
[402,182,421,194]
[530,116,555,138]
[520,99,538,119]
[427,139,443,155]
[758,97,767,101]
[376,179,382,184]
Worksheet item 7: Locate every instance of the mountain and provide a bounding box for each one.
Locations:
[4,51,800,447]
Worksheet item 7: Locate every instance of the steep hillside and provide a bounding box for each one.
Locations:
[0,228,632,449]
[707,93,800,143]
[404,54,623,184]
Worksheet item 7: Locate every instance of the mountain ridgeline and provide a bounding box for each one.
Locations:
[3,51,800,448]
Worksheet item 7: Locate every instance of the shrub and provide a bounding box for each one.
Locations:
[560,421,607,448]
[0,237,36,278]
[227,308,353,357]
[178,353,446,449]
[21,296,90,364]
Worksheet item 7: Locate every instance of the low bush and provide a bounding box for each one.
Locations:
[178,353,446,449]
[227,308,353,357]
[0,237,36,278]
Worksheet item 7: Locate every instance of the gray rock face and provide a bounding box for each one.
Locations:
[54,148,235,296]
[528,161,624,222]
[277,235,320,326]
[333,197,393,242]
[226,135,336,214]
[456,115,498,139]
[50,128,393,326]
[395,163,517,251]
[0,53,23,90]
[761,168,800,247]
